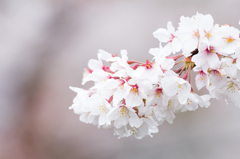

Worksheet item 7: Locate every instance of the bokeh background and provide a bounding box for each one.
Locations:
[1,0,240,159]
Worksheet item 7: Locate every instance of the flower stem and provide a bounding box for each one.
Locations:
[174,60,184,66]
[188,65,191,84]
[128,60,144,65]
[175,65,185,73]
[179,67,185,76]
[182,65,190,80]
[166,54,184,61]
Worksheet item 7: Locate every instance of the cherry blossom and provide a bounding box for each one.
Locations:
[70,13,240,139]
[153,21,182,54]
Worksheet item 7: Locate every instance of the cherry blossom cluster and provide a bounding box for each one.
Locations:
[70,13,240,139]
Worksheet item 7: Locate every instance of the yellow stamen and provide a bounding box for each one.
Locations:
[224,36,235,43]
[146,64,151,68]
[130,86,139,95]
[206,33,211,38]
[118,107,128,118]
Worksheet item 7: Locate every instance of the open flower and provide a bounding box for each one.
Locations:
[195,70,209,90]
[153,21,182,54]
[162,76,191,105]
[177,15,201,55]
[214,26,240,54]
[192,43,221,72]
[107,105,143,129]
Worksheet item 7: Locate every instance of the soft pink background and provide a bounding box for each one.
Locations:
[1,0,240,158]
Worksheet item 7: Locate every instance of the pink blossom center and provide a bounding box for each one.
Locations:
[154,88,163,97]
[130,84,139,95]
[193,30,199,38]
[169,34,175,42]
[143,59,153,69]
[205,46,215,54]
[87,68,93,73]
[119,79,125,89]
[198,71,206,80]
[102,65,111,72]
[205,30,211,39]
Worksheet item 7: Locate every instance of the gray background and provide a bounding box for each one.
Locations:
[1,0,240,158]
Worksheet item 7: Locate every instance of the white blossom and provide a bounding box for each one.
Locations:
[69,13,240,139]
[153,21,182,54]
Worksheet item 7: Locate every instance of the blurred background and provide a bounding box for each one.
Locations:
[1,0,240,159]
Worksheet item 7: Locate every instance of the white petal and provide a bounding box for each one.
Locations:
[69,86,81,93]
[164,42,173,55]
[195,71,208,90]
[128,108,143,128]
[207,53,221,69]
[113,83,131,106]
[200,14,214,31]
[182,37,198,53]
[236,58,240,69]
[160,58,175,70]
[125,93,143,107]
[88,59,103,70]
[107,107,119,121]
[149,48,160,57]
[192,53,205,67]
[100,79,119,99]
[172,38,182,53]
[98,50,112,61]
[121,50,128,57]
[185,102,198,111]
[99,114,108,125]
[162,76,178,96]
[114,117,128,129]
[153,28,170,42]
[177,83,191,104]
[199,95,211,108]
[167,21,175,34]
